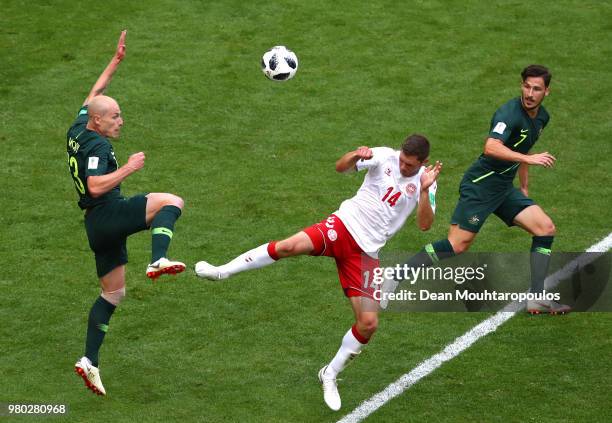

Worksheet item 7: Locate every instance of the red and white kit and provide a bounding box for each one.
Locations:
[302,147,437,298]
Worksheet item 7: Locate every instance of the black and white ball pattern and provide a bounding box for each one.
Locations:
[261,46,298,81]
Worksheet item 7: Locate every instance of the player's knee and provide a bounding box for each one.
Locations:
[542,220,556,236]
[168,194,184,210]
[452,243,467,254]
[275,239,296,257]
[450,239,471,255]
[101,286,126,306]
[532,217,555,236]
[358,314,378,335]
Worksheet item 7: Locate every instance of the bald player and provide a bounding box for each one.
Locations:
[66,31,185,395]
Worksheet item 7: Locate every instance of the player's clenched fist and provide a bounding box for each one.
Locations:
[127,152,145,172]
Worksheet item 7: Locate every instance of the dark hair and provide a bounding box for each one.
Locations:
[401,134,430,161]
[521,64,552,87]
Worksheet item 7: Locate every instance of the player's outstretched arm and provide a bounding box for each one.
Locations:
[335,146,373,173]
[484,138,556,168]
[83,30,127,107]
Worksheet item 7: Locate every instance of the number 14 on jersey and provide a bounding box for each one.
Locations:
[381,187,401,207]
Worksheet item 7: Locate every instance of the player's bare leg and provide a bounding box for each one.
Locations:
[273,231,316,258]
[513,205,570,314]
[319,296,378,411]
[447,224,477,254]
[513,205,555,237]
[145,193,185,279]
[195,231,314,280]
[145,193,184,224]
[75,266,127,396]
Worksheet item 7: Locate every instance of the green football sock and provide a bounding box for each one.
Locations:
[151,205,182,263]
[530,236,554,293]
[85,296,116,367]
[396,239,455,281]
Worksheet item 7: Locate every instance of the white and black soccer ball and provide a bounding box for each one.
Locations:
[261,46,298,81]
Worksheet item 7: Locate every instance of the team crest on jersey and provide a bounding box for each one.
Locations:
[385,168,391,176]
[468,215,480,225]
[406,183,417,194]
[327,229,338,241]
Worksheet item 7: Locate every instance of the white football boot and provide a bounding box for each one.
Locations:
[527,299,572,315]
[146,258,186,279]
[74,356,106,396]
[195,261,225,280]
[318,366,341,411]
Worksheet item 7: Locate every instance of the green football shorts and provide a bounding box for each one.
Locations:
[450,176,534,233]
[84,195,148,277]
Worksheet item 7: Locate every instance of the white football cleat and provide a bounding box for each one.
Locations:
[74,356,106,396]
[195,261,225,280]
[527,299,572,315]
[146,258,186,279]
[318,366,341,411]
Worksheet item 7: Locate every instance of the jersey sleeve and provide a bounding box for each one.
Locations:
[355,147,394,172]
[67,106,89,138]
[85,142,111,178]
[488,107,517,144]
[427,181,437,214]
[74,106,89,126]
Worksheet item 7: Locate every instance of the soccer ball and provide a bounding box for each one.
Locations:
[261,46,298,81]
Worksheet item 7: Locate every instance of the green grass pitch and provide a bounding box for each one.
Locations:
[1,1,611,422]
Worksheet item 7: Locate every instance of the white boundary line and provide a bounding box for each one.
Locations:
[338,233,612,423]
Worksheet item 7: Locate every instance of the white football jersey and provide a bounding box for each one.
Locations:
[335,147,437,257]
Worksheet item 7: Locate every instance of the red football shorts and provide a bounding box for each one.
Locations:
[302,214,379,299]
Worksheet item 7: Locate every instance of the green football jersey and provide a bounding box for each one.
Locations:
[66,106,122,209]
[469,97,550,183]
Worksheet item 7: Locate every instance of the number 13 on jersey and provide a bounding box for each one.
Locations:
[68,155,85,194]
